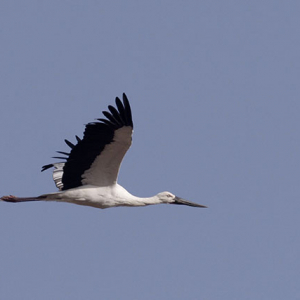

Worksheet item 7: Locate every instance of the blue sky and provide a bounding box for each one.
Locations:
[0,1,299,299]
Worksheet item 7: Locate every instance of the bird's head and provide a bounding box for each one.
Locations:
[157,191,207,208]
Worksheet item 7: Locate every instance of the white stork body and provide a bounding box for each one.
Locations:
[39,184,166,209]
[1,94,206,209]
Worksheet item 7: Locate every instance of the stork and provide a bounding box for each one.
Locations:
[1,94,206,209]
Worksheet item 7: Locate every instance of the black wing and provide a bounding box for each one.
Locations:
[42,93,133,190]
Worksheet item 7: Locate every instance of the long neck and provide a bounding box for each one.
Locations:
[120,194,161,207]
[115,184,162,207]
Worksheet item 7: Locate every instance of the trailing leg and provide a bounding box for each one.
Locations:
[1,195,45,203]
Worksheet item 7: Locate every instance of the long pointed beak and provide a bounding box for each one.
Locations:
[173,196,207,208]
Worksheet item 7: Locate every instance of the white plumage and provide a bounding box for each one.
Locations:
[1,94,206,209]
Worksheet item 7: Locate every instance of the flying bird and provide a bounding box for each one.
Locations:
[1,94,206,209]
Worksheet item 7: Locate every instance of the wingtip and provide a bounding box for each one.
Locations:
[122,93,133,128]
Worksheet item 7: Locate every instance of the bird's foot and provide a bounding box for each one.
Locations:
[1,195,18,202]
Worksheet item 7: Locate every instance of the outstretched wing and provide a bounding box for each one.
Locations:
[42,93,133,190]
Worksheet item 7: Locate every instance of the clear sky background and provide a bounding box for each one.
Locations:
[0,1,299,299]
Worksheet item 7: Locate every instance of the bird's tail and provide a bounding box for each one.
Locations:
[1,195,47,203]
